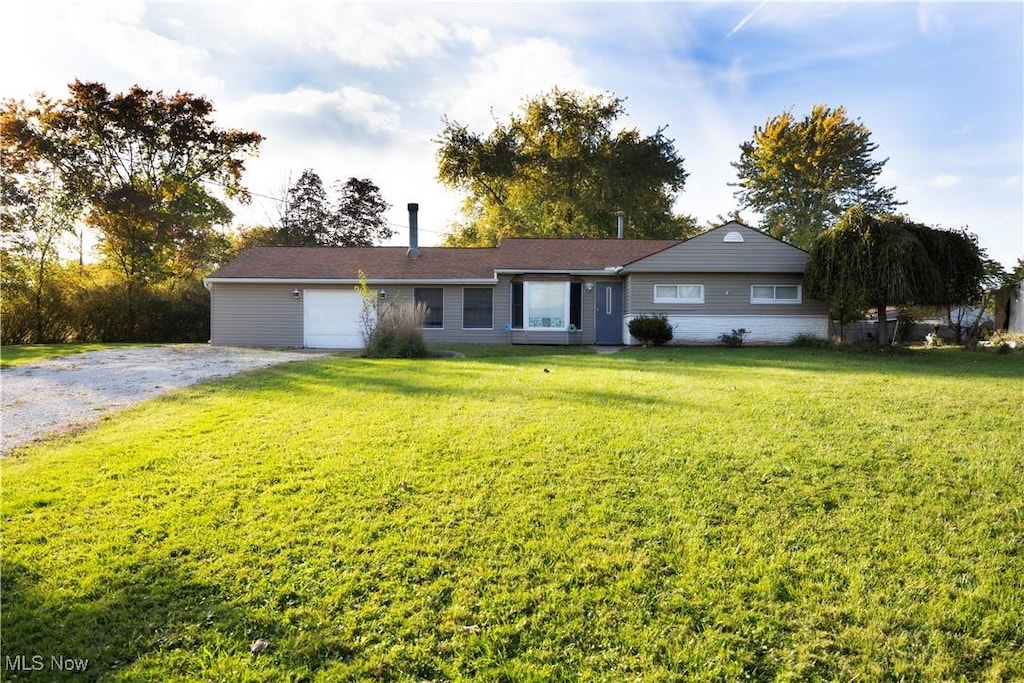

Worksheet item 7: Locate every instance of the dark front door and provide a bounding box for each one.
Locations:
[595,282,623,344]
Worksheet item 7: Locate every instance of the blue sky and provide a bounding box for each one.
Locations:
[4,1,1022,268]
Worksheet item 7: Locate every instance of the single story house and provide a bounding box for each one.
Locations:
[204,205,829,348]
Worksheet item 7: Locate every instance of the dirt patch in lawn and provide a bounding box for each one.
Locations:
[1,345,333,454]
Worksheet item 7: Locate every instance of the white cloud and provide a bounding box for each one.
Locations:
[451,23,492,51]
[224,3,465,69]
[236,86,402,136]
[927,174,961,189]
[917,2,955,41]
[426,37,592,129]
[0,0,219,98]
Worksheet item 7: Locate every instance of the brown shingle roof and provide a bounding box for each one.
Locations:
[206,239,679,281]
[206,246,499,280]
[495,239,678,270]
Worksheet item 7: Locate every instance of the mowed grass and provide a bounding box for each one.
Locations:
[0,343,150,368]
[2,347,1022,681]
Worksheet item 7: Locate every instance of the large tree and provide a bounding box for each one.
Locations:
[732,105,901,249]
[0,140,80,342]
[805,206,985,345]
[329,177,393,247]
[280,169,331,245]
[1,81,263,336]
[273,170,393,247]
[437,88,692,245]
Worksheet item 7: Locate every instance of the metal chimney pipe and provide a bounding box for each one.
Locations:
[616,211,625,239]
[407,203,421,259]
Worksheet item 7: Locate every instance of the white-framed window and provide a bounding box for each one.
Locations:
[527,282,567,329]
[654,284,705,304]
[750,284,801,304]
[510,282,583,331]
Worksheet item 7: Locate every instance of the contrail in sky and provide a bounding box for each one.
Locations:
[726,1,767,38]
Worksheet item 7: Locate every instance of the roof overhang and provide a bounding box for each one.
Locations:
[493,268,623,277]
[204,277,499,286]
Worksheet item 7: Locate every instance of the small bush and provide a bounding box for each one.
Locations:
[365,301,429,359]
[628,315,673,347]
[972,330,1024,355]
[718,328,749,347]
[790,333,832,349]
[987,330,1024,347]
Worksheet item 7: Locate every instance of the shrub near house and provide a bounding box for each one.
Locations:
[628,315,673,346]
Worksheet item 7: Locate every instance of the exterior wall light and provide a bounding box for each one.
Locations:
[292,288,301,299]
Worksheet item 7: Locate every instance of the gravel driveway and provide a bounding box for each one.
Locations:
[1,345,332,454]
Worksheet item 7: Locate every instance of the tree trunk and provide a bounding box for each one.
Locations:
[126,278,136,341]
[33,234,56,343]
[952,305,967,345]
[875,302,889,346]
[33,278,44,343]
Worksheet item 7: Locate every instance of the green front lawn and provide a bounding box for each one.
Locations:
[3,347,1022,680]
[0,343,150,368]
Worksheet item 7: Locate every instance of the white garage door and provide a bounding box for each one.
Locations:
[303,289,367,348]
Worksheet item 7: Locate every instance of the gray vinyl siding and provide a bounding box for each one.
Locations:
[210,283,304,347]
[381,283,511,344]
[627,273,829,317]
[351,279,607,345]
[510,330,587,345]
[396,274,617,345]
[626,225,808,273]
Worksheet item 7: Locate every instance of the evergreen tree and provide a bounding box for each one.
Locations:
[329,177,393,247]
[280,169,330,245]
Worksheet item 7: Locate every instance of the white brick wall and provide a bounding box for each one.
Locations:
[624,314,828,345]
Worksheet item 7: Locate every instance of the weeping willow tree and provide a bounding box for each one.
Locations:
[806,206,984,345]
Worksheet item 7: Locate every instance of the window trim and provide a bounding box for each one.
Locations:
[414,287,445,328]
[653,283,705,304]
[750,284,802,305]
[510,281,582,331]
[525,281,569,331]
[461,287,493,330]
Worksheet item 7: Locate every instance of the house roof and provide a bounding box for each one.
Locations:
[494,239,678,271]
[206,239,679,282]
[206,246,500,281]
[204,223,807,283]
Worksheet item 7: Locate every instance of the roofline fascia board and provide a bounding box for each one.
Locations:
[493,268,623,277]
[618,267,806,274]
[204,277,499,286]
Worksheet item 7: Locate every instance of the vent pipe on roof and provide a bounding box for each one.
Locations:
[616,211,625,239]
[407,203,421,259]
